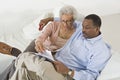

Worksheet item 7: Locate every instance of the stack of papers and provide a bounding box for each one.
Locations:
[35,50,55,61]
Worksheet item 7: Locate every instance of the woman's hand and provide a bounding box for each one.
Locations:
[35,41,45,53]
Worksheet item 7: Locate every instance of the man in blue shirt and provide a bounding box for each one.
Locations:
[52,14,111,80]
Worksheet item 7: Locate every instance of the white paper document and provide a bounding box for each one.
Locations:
[35,50,55,61]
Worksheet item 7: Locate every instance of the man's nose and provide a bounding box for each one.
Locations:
[82,28,86,33]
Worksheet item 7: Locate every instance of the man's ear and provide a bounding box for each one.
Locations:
[96,27,100,31]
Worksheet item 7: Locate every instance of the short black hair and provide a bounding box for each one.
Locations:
[85,14,101,27]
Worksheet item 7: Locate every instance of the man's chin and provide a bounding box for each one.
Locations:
[83,34,87,38]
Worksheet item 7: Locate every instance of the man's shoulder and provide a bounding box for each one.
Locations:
[93,40,111,55]
[74,20,82,25]
[74,21,82,29]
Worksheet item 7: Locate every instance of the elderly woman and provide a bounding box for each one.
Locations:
[34,6,77,53]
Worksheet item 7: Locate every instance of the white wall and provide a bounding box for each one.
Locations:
[101,14,120,53]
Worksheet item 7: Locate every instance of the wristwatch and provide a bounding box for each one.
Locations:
[68,69,72,76]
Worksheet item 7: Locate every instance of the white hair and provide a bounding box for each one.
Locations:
[59,5,78,20]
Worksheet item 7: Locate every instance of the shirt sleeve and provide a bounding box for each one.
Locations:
[73,47,111,80]
[36,22,53,43]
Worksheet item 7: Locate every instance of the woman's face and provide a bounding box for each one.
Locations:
[60,14,74,27]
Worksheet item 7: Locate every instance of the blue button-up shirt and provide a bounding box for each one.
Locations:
[55,20,111,80]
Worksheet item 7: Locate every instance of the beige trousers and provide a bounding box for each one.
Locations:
[9,52,66,80]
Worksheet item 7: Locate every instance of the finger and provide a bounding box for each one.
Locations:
[53,64,59,72]
[39,24,45,30]
[39,46,45,53]
[53,61,59,65]
[35,46,41,52]
[35,44,42,52]
[39,21,44,29]
[39,24,43,30]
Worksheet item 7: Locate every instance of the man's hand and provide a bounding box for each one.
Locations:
[39,17,54,30]
[53,61,69,74]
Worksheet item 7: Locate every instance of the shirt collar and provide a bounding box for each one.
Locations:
[83,32,102,44]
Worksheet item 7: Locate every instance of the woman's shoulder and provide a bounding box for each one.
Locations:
[46,21,60,32]
[48,21,60,26]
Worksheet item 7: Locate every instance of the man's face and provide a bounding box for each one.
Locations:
[82,19,100,38]
[60,14,74,27]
